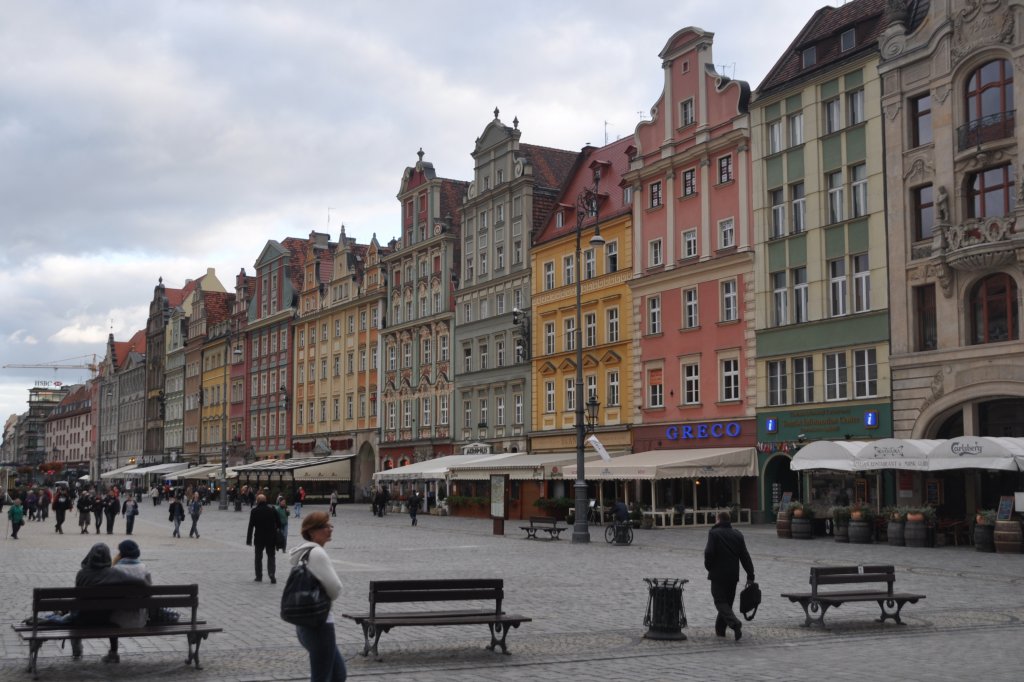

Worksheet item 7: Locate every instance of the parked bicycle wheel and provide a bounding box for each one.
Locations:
[605,525,616,543]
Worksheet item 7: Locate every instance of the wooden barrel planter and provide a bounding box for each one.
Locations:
[848,519,873,544]
[790,517,813,539]
[994,519,1023,554]
[776,512,792,538]
[887,520,905,546]
[974,524,995,552]
[904,520,929,547]
[834,523,849,543]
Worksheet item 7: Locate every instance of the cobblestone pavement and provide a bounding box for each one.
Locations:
[1,504,1021,681]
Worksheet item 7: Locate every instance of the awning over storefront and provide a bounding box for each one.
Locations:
[99,464,142,479]
[793,438,1024,472]
[122,462,190,478]
[232,455,355,481]
[373,453,517,482]
[563,448,758,481]
[928,437,1024,471]
[164,464,238,481]
[447,452,601,481]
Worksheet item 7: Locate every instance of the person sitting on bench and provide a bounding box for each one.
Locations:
[69,543,148,663]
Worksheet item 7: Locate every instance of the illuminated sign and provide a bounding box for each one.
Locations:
[765,418,778,434]
[863,410,879,429]
[665,421,742,441]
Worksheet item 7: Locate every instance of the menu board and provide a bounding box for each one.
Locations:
[490,474,507,519]
[996,496,1014,521]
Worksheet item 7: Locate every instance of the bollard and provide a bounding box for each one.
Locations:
[643,578,688,640]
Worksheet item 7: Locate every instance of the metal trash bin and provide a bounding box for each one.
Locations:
[643,578,688,640]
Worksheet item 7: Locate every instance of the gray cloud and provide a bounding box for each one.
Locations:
[0,0,830,419]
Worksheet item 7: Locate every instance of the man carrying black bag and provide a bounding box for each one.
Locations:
[247,494,282,583]
[704,510,755,640]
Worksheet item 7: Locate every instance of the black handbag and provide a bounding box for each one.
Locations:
[739,582,762,621]
[280,547,331,627]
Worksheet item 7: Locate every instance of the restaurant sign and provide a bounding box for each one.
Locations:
[665,421,742,441]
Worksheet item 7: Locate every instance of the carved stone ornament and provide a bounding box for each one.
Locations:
[918,367,950,413]
[932,84,952,104]
[929,260,955,298]
[885,102,902,121]
[951,1,1017,65]
[902,156,933,183]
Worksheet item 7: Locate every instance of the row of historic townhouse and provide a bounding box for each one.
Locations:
[24,2,1022,519]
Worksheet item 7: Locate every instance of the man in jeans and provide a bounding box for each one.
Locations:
[704,511,755,640]
[293,486,305,518]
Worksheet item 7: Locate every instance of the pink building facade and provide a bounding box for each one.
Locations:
[625,27,758,509]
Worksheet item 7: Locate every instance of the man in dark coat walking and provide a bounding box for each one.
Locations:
[246,493,282,583]
[704,511,755,640]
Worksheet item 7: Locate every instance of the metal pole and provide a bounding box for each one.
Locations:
[218,330,229,510]
[572,200,589,543]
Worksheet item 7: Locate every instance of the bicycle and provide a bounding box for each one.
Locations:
[605,519,634,545]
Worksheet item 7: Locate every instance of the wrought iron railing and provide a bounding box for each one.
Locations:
[957,110,1016,150]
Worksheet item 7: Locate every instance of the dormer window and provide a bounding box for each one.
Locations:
[802,46,816,68]
[840,29,855,52]
[556,211,564,228]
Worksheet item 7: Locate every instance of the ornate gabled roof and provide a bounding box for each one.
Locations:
[202,291,234,326]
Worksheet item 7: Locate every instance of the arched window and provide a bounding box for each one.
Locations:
[968,163,1016,218]
[960,58,1014,148]
[970,273,1018,344]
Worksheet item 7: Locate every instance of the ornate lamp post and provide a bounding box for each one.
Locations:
[572,169,605,543]
[219,330,242,510]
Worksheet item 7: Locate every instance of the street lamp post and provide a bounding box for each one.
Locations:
[572,169,605,544]
[219,330,242,510]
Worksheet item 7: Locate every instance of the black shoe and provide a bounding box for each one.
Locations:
[732,623,742,641]
[102,652,120,663]
[715,629,726,637]
[254,577,262,582]
[270,577,277,584]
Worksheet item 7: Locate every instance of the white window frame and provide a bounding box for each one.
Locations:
[829,258,848,317]
[791,182,806,234]
[825,352,848,401]
[828,171,844,223]
[605,240,618,273]
[647,368,664,408]
[851,163,868,218]
[824,97,841,134]
[683,228,698,258]
[543,262,554,290]
[793,355,814,404]
[793,267,809,323]
[564,378,575,412]
[583,248,596,279]
[767,359,788,406]
[683,362,700,405]
[544,322,555,355]
[770,189,786,239]
[584,312,597,347]
[647,295,662,334]
[854,348,878,398]
[721,279,738,322]
[607,370,620,407]
[788,111,804,146]
[649,181,663,208]
[772,271,788,326]
[606,307,619,343]
[767,120,782,154]
[563,254,575,286]
[649,239,664,267]
[718,217,735,249]
[683,288,699,329]
[721,357,740,402]
[847,88,865,126]
[853,254,870,313]
[564,317,576,352]
[680,98,695,126]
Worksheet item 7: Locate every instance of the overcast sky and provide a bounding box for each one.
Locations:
[0,0,832,424]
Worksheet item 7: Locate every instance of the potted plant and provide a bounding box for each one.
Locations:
[789,502,814,539]
[904,506,933,547]
[886,507,907,547]
[629,506,643,529]
[848,503,874,543]
[831,506,851,543]
[974,509,996,552]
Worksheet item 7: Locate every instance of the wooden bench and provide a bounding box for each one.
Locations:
[13,584,222,679]
[781,564,926,627]
[342,578,531,660]
[519,515,566,540]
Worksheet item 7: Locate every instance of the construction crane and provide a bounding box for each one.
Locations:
[3,354,99,377]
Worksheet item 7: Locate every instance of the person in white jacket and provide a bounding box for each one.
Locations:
[289,511,345,681]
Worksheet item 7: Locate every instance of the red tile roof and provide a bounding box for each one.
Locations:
[756,0,892,96]
[519,143,579,191]
[533,136,634,247]
[203,291,234,326]
[281,237,309,294]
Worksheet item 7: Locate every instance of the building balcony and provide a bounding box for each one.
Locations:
[938,215,1020,271]
[957,110,1015,151]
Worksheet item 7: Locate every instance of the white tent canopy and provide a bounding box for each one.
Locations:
[99,464,142,479]
[164,464,238,481]
[123,462,190,478]
[373,453,517,482]
[447,452,600,481]
[232,455,355,481]
[792,437,1024,472]
[562,448,758,481]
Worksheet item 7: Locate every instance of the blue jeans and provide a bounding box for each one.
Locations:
[294,502,302,518]
[296,621,346,682]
